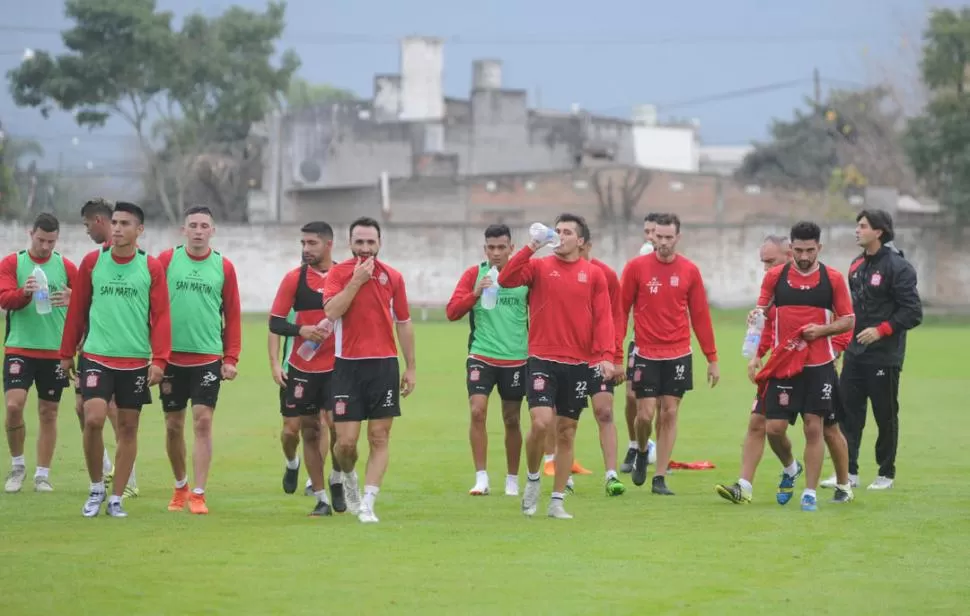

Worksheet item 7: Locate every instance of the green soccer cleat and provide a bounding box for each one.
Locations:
[605,477,626,496]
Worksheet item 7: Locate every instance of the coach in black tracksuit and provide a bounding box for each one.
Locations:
[840,209,923,490]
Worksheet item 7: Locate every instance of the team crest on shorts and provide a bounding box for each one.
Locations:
[634,369,642,382]
[335,400,346,415]
[294,384,304,399]
[778,391,790,407]
[8,362,21,375]
[85,373,99,388]
[533,376,545,392]
[469,368,480,382]
[161,381,172,395]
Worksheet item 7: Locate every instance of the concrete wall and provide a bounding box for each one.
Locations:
[3,223,967,313]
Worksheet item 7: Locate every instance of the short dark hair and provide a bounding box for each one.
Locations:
[856,209,895,243]
[555,213,591,243]
[349,216,381,239]
[790,221,821,243]
[301,221,334,239]
[644,212,662,223]
[114,201,145,224]
[654,213,681,233]
[80,198,113,219]
[32,213,59,233]
[484,224,512,241]
[184,205,214,219]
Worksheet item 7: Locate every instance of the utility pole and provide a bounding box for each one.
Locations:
[813,68,821,106]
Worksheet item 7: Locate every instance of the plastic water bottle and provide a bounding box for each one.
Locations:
[32,266,51,315]
[481,266,500,310]
[742,310,766,359]
[296,318,334,361]
[529,222,561,248]
[639,242,655,256]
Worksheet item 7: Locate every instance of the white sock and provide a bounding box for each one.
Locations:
[35,467,49,479]
[305,478,313,488]
[174,477,188,489]
[738,478,753,494]
[91,481,105,493]
[566,476,575,489]
[475,470,488,484]
[543,454,554,463]
[108,494,121,505]
[803,488,817,499]
[551,491,564,501]
[11,455,25,467]
[836,483,852,492]
[286,457,300,470]
[314,489,330,504]
[783,461,798,477]
[329,470,342,485]
[102,449,112,473]
[363,485,379,509]
[605,469,618,481]
[192,487,204,495]
[627,440,637,450]
[507,474,518,482]
[527,472,540,481]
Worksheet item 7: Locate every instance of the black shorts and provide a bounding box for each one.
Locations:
[763,363,838,422]
[751,395,765,416]
[331,357,400,423]
[525,358,589,420]
[3,354,69,402]
[281,367,333,418]
[80,359,152,411]
[824,378,843,428]
[465,358,526,401]
[631,354,693,399]
[625,341,637,380]
[589,363,615,397]
[160,361,222,412]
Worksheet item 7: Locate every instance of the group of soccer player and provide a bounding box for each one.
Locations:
[2,198,241,518]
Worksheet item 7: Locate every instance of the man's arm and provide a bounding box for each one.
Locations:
[496,246,536,288]
[267,330,283,368]
[883,259,923,335]
[60,252,96,359]
[756,265,782,310]
[221,259,242,366]
[147,257,172,370]
[445,266,480,321]
[606,269,625,365]
[323,262,367,321]
[0,254,31,311]
[619,260,639,344]
[157,248,174,272]
[396,320,416,370]
[589,270,615,364]
[268,270,302,337]
[757,311,775,359]
[687,267,718,362]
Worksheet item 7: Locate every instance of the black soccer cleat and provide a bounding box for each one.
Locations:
[652,475,675,495]
[620,447,637,474]
[309,500,333,516]
[631,450,649,487]
[283,463,300,495]
[329,482,347,513]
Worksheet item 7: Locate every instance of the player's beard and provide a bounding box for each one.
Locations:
[796,258,816,271]
[352,249,377,260]
[302,253,322,267]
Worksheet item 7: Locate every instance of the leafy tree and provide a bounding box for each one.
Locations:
[285,77,358,111]
[903,8,970,222]
[7,0,299,222]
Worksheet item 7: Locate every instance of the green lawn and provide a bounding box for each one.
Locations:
[1,312,968,615]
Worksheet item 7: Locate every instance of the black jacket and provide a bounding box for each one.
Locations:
[844,243,923,367]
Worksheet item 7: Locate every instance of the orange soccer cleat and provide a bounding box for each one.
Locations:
[168,485,190,511]
[188,492,208,515]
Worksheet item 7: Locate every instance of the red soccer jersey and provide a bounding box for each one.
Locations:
[759,306,852,359]
[0,252,79,360]
[757,263,854,367]
[60,249,171,370]
[324,258,411,360]
[590,258,625,365]
[270,266,334,372]
[157,248,242,368]
[497,247,614,365]
[620,253,718,362]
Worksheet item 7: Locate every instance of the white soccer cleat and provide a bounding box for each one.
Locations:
[820,474,859,489]
[343,472,361,515]
[867,476,894,490]
[522,479,540,516]
[547,498,573,519]
[357,502,379,524]
[468,478,490,496]
[505,476,519,496]
[82,490,106,517]
[4,466,26,493]
[34,477,54,492]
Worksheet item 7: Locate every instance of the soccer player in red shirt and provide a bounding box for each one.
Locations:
[498,213,615,519]
[620,213,661,474]
[60,202,171,518]
[156,206,242,515]
[1,214,77,493]
[269,222,346,517]
[620,213,719,496]
[754,221,855,512]
[324,217,416,524]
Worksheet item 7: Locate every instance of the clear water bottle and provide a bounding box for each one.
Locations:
[529,222,561,248]
[32,266,51,315]
[639,242,655,256]
[742,310,766,359]
[296,318,334,361]
[481,266,500,310]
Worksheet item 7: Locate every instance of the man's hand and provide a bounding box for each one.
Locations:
[60,358,75,379]
[747,356,762,384]
[221,362,238,381]
[594,360,614,382]
[22,276,38,296]
[351,257,375,286]
[707,361,720,388]
[802,324,825,341]
[271,364,287,387]
[298,324,326,343]
[856,327,883,345]
[51,286,72,307]
[612,364,626,385]
[401,367,416,398]
[148,364,164,386]
[746,308,764,327]
[473,275,493,297]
